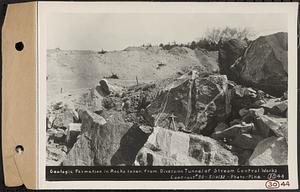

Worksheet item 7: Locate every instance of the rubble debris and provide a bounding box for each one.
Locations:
[46,142,67,166]
[51,109,75,129]
[47,128,66,144]
[249,136,287,165]
[47,71,289,166]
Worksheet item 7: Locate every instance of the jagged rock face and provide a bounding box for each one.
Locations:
[192,75,232,135]
[63,110,151,166]
[249,136,287,165]
[218,39,248,79]
[64,110,127,165]
[63,132,94,166]
[146,73,231,135]
[46,142,67,166]
[136,127,238,166]
[63,110,108,166]
[232,32,288,96]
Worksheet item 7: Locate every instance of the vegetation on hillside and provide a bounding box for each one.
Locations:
[158,27,255,51]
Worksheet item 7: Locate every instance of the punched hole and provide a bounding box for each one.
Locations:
[15,42,24,51]
[15,145,24,154]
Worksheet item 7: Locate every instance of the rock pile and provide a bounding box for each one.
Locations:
[46,32,288,166]
[143,70,287,165]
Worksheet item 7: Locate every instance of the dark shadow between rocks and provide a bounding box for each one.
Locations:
[110,123,152,165]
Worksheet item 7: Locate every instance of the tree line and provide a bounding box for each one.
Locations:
[155,27,255,51]
[96,27,255,53]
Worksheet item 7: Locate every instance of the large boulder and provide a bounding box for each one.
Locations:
[62,132,94,166]
[64,110,131,165]
[146,72,231,135]
[63,110,150,166]
[232,32,288,96]
[136,127,238,166]
[249,136,287,165]
[96,79,123,97]
[218,39,248,79]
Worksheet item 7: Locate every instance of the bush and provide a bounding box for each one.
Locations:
[104,73,119,79]
[98,49,107,54]
[156,27,254,52]
[205,27,255,44]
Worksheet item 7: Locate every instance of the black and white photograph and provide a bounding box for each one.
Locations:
[37,2,298,189]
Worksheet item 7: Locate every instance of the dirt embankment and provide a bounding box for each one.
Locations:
[47,46,219,96]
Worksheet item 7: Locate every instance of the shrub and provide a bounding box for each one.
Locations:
[205,27,255,44]
[157,27,254,51]
[104,73,119,79]
[98,49,107,54]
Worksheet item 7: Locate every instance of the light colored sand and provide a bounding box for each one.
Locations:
[47,46,219,97]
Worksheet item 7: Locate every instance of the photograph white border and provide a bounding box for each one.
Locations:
[37,2,298,189]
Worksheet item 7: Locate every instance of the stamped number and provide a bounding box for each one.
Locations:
[265,180,280,189]
[265,180,290,189]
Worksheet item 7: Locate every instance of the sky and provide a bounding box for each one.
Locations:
[46,13,288,51]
